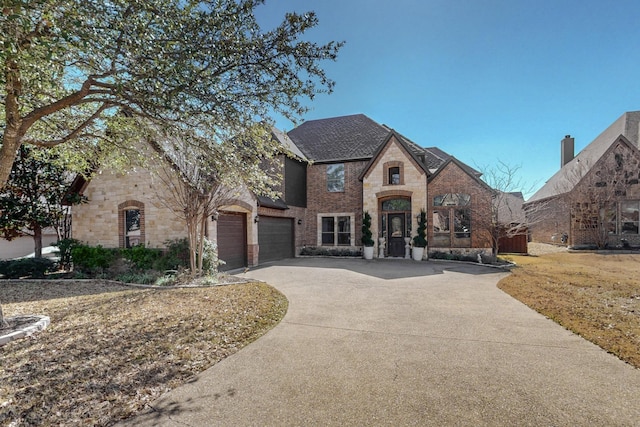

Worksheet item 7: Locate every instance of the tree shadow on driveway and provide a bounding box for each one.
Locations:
[249,257,507,280]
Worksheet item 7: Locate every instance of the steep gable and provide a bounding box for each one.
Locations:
[359,131,429,181]
[528,111,640,203]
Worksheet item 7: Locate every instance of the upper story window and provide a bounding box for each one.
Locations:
[327,163,345,192]
[389,167,400,185]
[384,161,403,185]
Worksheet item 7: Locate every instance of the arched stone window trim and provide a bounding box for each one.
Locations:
[383,161,404,186]
[118,200,145,248]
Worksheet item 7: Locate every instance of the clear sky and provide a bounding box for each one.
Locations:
[255,1,640,198]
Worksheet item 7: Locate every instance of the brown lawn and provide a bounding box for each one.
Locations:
[498,252,640,368]
[0,280,288,426]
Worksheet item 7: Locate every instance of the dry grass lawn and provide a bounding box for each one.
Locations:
[0,280,288,426]
[498,252,640,368]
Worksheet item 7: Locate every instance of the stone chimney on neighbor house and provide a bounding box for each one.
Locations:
[561,135,574,167]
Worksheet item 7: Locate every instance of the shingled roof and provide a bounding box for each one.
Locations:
[527,111,640,203]
[287,114,390,162]
[286,114,467,176]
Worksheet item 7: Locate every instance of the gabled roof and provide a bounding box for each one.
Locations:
[527,111,640,203]
[428,156,493,192]
[287,114,392,162]
[358,130,430,180]
[286,114,480,178]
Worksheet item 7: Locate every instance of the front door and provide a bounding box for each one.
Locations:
[387,213,405,257]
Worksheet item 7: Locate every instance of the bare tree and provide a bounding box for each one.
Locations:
[151,143,242,277]
[476,160,541,254]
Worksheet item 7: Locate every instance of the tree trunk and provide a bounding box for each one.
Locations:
[0,126,22,190]
[34,223,43,258]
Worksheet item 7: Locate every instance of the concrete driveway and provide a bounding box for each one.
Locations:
[120,258,640,426]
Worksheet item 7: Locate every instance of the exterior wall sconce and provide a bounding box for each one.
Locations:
[297,219,303,225]
[211,212,219,221]
[254,215,260,223]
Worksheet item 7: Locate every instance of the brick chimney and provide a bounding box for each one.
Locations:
[561,135,574,167]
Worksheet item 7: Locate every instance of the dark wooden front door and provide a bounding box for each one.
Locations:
[387,213,405,257]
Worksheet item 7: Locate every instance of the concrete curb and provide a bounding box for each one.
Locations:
[0,315,50,346]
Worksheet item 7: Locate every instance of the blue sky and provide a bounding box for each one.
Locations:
[255,1,640,198]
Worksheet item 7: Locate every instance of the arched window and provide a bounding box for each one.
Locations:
[118,200,145,248]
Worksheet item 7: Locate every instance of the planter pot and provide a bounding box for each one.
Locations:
[412,246,425,261]
[363,246,374,260]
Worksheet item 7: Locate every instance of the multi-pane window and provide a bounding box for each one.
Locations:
[621,201,640,234]
[321,217,335,244]
[327,164,345,192]
[433,193,471,245]
[321,215,351,246]
[454,209,471,238]
[433,210,450,233]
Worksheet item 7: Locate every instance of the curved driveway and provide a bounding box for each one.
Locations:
[121,258,640,426]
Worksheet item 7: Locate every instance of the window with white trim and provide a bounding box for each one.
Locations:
[319,213,354,246]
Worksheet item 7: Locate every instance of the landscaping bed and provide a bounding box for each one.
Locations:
[0,280,288,426]
[498,252,640,368]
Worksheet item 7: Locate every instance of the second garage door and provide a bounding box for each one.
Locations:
[258,216,294,263]
[217,213,247,271]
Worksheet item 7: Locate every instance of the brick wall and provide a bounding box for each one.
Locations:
[304,160,367,248]
[428,162,493,252]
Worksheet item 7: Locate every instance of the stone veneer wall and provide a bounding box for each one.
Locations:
[72,168,187,248]
[361,136,428,255]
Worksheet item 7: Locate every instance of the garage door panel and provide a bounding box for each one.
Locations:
[217,213,247,271]
[258,217,294,263]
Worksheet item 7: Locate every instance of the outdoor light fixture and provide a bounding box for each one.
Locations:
[254,215,260,223]
[211,212,219,221]
[297,219,303,225]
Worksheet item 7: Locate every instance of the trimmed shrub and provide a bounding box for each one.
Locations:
[0,258,56,279]
[53,238,82,270]
[299,246,362,257]
[71,245,119,274]
[121,245,163,270]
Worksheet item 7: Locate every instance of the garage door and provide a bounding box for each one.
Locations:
[258,217,294,263]
[217,213,247,271]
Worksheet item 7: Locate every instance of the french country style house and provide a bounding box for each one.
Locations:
[71,114,495,269]
[525,111,640,248]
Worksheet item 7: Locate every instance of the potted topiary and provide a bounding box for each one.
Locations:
[362,211,375,259]
[412,209,427,261]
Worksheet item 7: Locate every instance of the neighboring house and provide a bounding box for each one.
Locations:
[525,111,640,248]
[71,113,495,269]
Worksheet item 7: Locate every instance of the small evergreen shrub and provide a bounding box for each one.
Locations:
[155,238,190,270]
[0,258,56,279]
[362,211,374,247]
[413,209,427,248]
[71,244,119,274]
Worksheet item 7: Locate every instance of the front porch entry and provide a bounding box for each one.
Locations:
[380,197,412,257]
